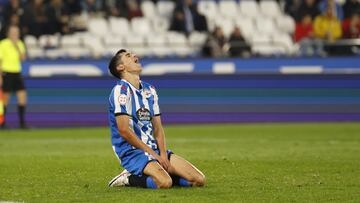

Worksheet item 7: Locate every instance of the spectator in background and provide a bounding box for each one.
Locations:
[3,0,24,26]
[65,0,81,15]
[314,4,342,42]
[202,26,227,58]
[81,0,104,17]
[284,0,302,21]
[22,0,50,37]
[342,12,360,38]
[0,13,21,39]
[127,0,143,20]
[228,27,251,58]
[298,0,320,20]
[170,0,207,35]
[47,0,71,35]
[0,0,9,23]
[170,9,187,33]
[103,0,128,18]
[1,0,24,38]
[295,14,325,56]
[319,0,344,20]
[295,15,314,42]
[343,0,360,19]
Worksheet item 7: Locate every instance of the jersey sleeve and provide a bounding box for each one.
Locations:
[19,41,26,54]
[0,42,3,60]
[113,85,132,116]
[150,86,161,116]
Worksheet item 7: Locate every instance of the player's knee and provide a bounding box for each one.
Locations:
[193,174,206,187]
[157,177,172,189]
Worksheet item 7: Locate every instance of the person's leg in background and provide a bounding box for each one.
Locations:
[1,73,11,128]
[16,89,27,129]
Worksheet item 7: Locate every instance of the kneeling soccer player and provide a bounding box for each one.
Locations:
[107,49,205,189]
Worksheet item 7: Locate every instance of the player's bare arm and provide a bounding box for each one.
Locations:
[151,115,171,171]
[116,115,170,170]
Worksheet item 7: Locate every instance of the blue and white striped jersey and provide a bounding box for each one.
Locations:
[108,79,161,158]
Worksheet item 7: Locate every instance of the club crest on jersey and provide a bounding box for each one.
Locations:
[136,107,151,121]
[143,89,152,98]
[118,94,127,105]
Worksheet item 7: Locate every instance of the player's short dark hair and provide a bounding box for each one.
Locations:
[108,49,127,79]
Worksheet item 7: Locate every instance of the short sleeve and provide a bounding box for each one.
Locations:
[150,86,161,116]
[0,42,3,60]
[113,85,132,116]
[19,41,26,54]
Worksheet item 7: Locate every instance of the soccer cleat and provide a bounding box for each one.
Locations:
[108,170,131,187]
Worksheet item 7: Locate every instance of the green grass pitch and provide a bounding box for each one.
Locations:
[0,123,360,203]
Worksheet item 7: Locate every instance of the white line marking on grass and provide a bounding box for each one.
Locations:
[0,201,25,203]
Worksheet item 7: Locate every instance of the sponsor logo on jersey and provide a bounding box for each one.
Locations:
[136,107,151,121]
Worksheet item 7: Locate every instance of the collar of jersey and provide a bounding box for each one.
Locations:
[119,79,143,91]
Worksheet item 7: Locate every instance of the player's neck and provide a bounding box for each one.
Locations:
[123,73,141,89]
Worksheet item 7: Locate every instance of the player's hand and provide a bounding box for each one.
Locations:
[155,154,170,172]
[160,153,171,171]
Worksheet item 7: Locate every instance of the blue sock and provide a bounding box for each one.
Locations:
[146,176,158,189]
[179,178,191,187]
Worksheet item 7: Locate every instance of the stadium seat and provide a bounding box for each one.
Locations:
[65,47,91,59]
[24,35,38,48]
[145,34,170,57]
[215,17,235,38]
[239,0,259,19]
[188,31,207,53]
[272,32,297,55]
[151,17,170,34]
[198,0,219,20]
[81,34,106,58]
[156,1,175,18]
[255,17,277,35]
[234,17,255,40]
[259,0,281,18]
[218,0,239,19]
[276,15,296,34]
[109,17,131,36]
[141,0,157,18]
[60,35,81,47]
[250,33,275,55]
[124,35,148,57]
[38,34,60,48]
[103,34,124,46]
[87,18,109,37]
[166,32,191,57]
[27,47,44,59]
[131,17,152,36]
[44,48,65,59]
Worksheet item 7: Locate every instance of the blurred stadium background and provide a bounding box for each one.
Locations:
[1,0,360,128]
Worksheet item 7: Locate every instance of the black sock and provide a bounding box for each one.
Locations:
[171,175,191,187]
[18,105,26,127]
[128,175,148,188]
[171,175,181,186]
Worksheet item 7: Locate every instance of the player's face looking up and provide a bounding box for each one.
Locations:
[118,52,142,75]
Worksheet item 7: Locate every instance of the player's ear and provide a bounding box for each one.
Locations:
[116,64,125,72]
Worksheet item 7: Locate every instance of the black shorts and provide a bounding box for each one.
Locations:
[2,72,26,92]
